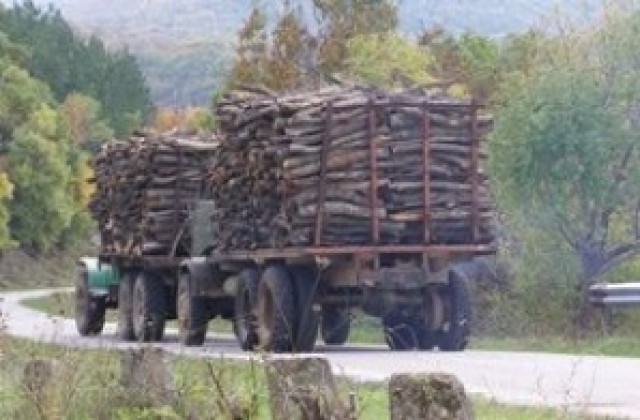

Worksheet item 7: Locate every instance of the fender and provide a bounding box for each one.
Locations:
[77,257,119,298]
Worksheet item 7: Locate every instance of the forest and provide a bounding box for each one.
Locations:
[0,2,151,253]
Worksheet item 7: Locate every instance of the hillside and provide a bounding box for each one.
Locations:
[2,0,603,106]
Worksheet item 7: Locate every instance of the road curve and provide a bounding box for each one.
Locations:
[1,289,639,419]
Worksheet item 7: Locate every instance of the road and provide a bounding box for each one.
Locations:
[1,289,639,419]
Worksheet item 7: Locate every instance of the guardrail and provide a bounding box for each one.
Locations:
[589,283,640,307]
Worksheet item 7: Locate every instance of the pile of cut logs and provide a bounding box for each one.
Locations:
[90,131,219,256]
[209,86,495,250]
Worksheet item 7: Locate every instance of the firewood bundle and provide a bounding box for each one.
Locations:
[209,86,495,250]
[90,131,219,256]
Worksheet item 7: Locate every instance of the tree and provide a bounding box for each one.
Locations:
[226,1,399,91]
[0,2,152,135]
[61,93,113,153]
[228,7,314,91]
[7,105,78,253]
[227,8,268,88]
[344,33,436,87]
[313,0,398,74]
[0,172,16,250]
[0,58,53,147]
[489,9,640,330]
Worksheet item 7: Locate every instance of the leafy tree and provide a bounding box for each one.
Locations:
[0,2,152,135]
[0,172,16,250]
[227,1,398,91]
[490,9,640,329]
[7,105,77,253]
[61,93,113,153]
[228,7,313,91]
[228,8,268,88]
[0,58,54,147]
[313,0,398,74]
[344,33,436,87]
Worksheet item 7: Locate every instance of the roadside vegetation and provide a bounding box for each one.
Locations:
[0,334,598,420]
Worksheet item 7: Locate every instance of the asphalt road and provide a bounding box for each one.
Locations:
[2,289,640,419]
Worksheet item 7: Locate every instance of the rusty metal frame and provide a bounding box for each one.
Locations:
[368,98,380,245]
[209,243,495,262]
[421,102,432,244]
[469,100,480,243]
[314,101,334,246]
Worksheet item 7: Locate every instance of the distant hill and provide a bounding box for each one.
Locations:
[0,0,603,107]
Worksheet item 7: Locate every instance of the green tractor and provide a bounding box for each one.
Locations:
[74,258,119,336]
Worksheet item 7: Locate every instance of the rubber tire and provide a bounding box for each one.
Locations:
[75,266,106,336]
[177,271,209,346]
[416,288,440,351]
[290,266,319,352]
[321,306,350,345]
[233,268,261,351]
[132,271,167,342]
[383,312,420,351]
[257,265,295,353]
[117,272,136,341]
[436,270,471,351]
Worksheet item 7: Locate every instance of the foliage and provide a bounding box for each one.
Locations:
[61,92,113,153]
[153,107,216,132]
[0,57,54,146]
[312,0,398,74]
[344,33,436,87]
[0,172,16,249]
[228,8,315,91]
[422,30,544,102]
[490,7,640,330]
[227,1,398,91]
[0,1,152,135]
[7,106,80,253]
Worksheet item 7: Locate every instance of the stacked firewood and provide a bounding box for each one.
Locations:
[209,86,495,250]
[90,131,219,256]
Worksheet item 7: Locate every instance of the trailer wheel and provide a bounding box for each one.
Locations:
[436,269,471,351]
[416,288,443,350]
[75,266,106,336]
[132,271,167,342]
[177,271,209,346]
[321,306,350,345]
[117,272,136,341]
[233,268,260,351]
[383,312,420,351]
[290,266,319,352]
[257,265,295,353]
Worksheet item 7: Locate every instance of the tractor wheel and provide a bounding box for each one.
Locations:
[116,272,136,341]
[321,306,350,345]
[233,268,261,351]
[435,269,471,351]
[416,287,443,351]
[177,270,209,346]
[290,266,319,352]
[75,266,106,336]
[132,271,167,342]
[257,265,295,353]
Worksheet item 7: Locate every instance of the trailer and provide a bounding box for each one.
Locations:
[75,94,496,353]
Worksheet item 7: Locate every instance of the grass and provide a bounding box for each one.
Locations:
[22,291,640,358]
[0,336,601,419]
[22,292,234,333]
[472,336,640,358]
[0,247,95,291]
